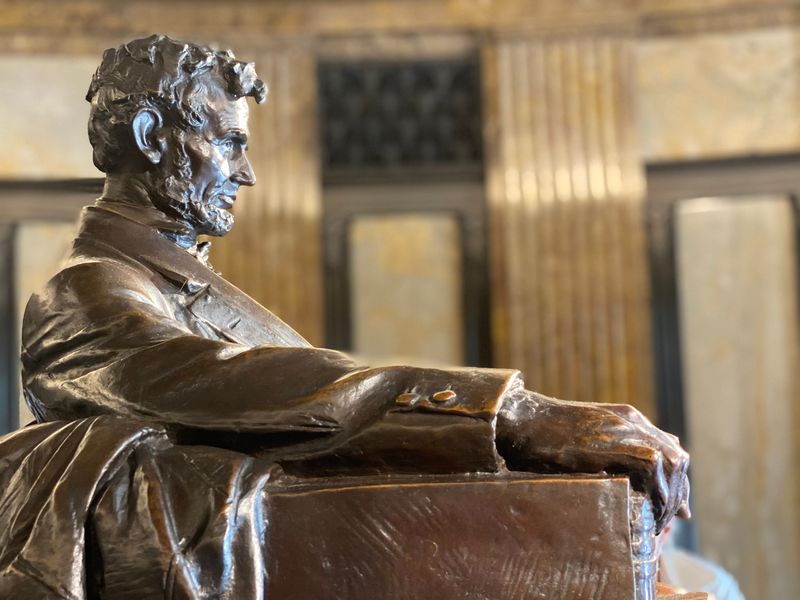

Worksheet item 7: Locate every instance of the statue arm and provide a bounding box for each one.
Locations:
[21,260,517,462]
[22,259,689,528]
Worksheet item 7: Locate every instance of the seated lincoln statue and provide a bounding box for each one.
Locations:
[0,35,689,598]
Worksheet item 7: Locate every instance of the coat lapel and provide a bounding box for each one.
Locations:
[77,202,311,349]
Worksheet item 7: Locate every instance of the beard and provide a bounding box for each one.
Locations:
[152,137,235,237]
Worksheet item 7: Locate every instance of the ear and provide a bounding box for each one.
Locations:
[131,108,166,164]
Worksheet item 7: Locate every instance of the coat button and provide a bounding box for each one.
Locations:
[395,392,419,406]
[431,390,457,403]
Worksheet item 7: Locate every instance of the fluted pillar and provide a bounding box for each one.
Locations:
[482,34,654,414]
[212,44,324,345]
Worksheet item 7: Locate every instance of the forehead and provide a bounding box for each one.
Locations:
[201,82,250,135]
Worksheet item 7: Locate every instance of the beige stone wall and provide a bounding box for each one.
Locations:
[637,28,800,595]
[638,26,800,160]
[0,55,99,178]
[675,196,800,600]
[350,213,464,367]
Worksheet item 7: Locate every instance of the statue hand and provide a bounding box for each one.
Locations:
[496,390,690,533]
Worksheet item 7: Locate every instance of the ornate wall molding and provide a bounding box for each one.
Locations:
[0,1,637,41]
[1,0,796,55]
[642,3,799,36]
[482,33,655,413]
[316,33,478,62]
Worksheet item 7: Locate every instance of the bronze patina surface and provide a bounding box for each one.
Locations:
[265,475,640,599]
[0,35,690,599]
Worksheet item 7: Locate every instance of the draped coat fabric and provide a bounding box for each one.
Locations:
[0,417,279,599]
[0,200,523,598]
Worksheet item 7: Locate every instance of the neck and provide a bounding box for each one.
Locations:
[101,172,198,248]
[102,173,156,208]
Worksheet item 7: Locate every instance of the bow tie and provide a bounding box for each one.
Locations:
[187,240,213,269]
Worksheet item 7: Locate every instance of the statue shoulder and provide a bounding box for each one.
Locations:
[24,255,168,331]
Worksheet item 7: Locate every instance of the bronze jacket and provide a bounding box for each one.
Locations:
[21,200,522,474]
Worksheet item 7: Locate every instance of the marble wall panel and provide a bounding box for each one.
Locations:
[676,195,800,600]
[349,213,464,367]
[637,27,800,161]
[0,55,98,178]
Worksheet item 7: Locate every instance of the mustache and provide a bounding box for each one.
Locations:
[206,183,240,202]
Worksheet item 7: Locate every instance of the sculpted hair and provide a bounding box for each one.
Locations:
[86,34,267,173]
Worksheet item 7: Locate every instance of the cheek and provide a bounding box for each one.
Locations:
[214,153,232,180]
[184,139,231,182]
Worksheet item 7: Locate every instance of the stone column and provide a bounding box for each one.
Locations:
[482,33,654,413]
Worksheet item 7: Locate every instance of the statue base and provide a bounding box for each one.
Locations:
[263,473,675,599]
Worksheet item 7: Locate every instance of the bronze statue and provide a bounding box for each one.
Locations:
[0,35,689,598]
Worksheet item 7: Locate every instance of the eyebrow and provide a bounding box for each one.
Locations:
[226,129,248,144]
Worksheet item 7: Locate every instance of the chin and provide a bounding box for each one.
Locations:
[198,206,235,237]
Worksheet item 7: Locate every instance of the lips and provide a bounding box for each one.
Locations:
[214,195,235,210]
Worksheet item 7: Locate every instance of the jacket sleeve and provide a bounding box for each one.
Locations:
[21,259,521,470]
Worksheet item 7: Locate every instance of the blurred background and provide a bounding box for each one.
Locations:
[1,0,799,597]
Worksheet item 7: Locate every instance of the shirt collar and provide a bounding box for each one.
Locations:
[94,198,213,268]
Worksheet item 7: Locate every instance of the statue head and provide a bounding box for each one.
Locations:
[86,34,267,237]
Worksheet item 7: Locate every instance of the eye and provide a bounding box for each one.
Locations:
[219,139,235,154]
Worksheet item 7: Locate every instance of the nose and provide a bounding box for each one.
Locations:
[231,153,256,187]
